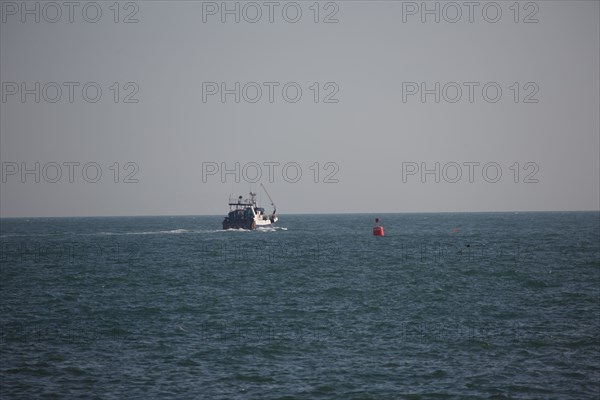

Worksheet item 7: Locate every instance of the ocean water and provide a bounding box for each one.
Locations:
[1,212,599,399]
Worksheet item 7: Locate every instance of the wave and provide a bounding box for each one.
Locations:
[0,233,35,238]
[51,229,195,237]
[1,227,288,238]
[119,229,193,235]
[256,226,288,232]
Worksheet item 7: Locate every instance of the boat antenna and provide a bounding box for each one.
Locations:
[260,183,276,211]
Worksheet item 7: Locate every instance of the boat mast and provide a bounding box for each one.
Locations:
[260,183,276,213]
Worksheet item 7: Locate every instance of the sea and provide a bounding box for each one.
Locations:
[1,212,599,399]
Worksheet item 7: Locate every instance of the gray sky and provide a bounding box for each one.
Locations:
[1,0,598,217]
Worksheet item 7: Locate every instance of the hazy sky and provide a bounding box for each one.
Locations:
[1,0,598,217]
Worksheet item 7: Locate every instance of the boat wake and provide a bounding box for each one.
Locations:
[1,227,288,238]
[96,229,193,236]
[256,226,288,232]
[220,226,287,233]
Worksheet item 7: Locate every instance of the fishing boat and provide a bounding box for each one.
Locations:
[222,183,278,230]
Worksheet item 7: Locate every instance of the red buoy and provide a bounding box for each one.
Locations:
[373,217,384,236]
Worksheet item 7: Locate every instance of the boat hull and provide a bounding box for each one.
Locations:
[222,219,275,230]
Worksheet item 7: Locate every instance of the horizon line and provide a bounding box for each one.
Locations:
[1,209,599,219]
